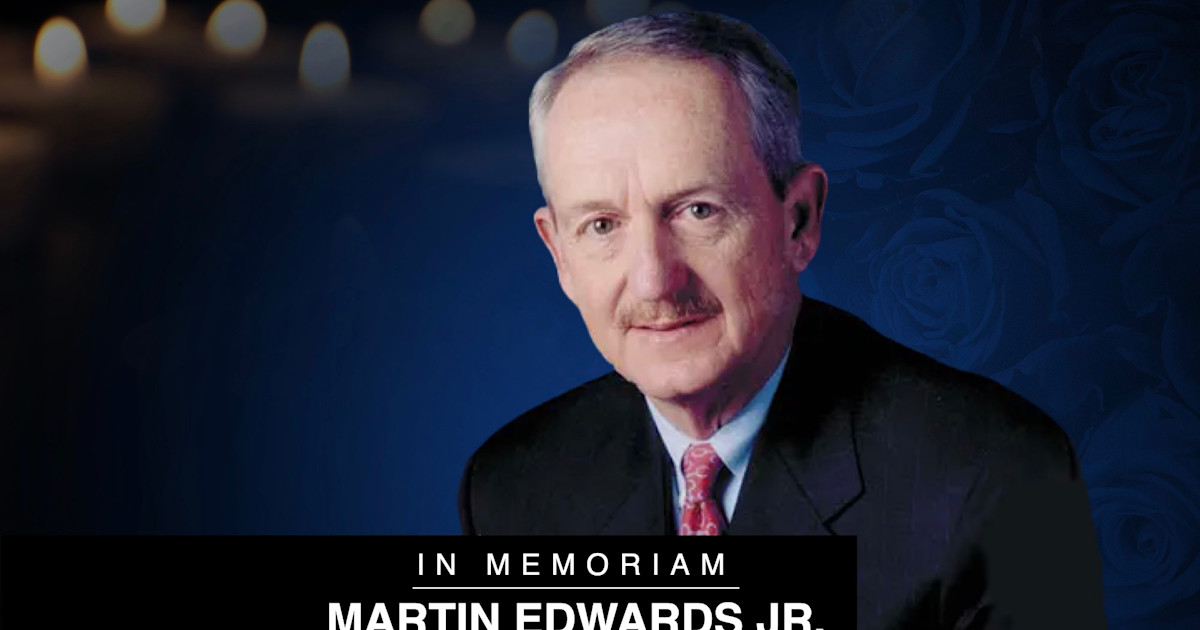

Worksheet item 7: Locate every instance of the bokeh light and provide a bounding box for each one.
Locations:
[506,10,557,70]
[419,0,475,47]
[205,0,267,57]
[104,0,167,36]
[587,0,649,26]
[299,22,351,94]
[34,17,88,87]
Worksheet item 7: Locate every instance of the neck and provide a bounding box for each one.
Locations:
[647,297,800,440]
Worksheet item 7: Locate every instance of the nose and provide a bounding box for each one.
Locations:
[626,216,689,301]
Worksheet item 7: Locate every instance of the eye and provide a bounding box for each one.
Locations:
[586,216,617,236]
[685,203,717,220]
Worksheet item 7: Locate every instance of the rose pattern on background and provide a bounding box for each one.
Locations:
[1081,391,1200,626]
[1036,1,1200,246]
[766,1,1200,625]
[796,0,1046,192]
[1120,176,1200,313]
[843,188,1069,373]
[1120,175,1200,416]
[996,325,1166,445]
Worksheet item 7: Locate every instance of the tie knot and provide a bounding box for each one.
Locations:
[681,442,724,503]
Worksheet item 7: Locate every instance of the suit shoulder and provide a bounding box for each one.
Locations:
[907,351,1072,477]
[470,371,633,468]
[459,371,642,534]
[820,303,1076,480]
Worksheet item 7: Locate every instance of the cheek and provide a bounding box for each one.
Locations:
[569,264,622,324]
[710,231,790,328]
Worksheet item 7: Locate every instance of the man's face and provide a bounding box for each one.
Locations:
[535,57,819,402]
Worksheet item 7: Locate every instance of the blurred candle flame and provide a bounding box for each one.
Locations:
[34,17,88,87]
[419,0,475,47]
[299,22,350,94]
[506,10,557,69]
[206,0,267,57]
[105,0,167,36]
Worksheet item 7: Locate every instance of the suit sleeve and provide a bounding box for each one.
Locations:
[939,439,1108,629]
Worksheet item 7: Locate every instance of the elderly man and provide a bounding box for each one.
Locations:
[459,11,1106,630]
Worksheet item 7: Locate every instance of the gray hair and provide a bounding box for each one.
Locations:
[529,11,805,199]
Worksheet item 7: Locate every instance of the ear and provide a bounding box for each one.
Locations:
[534,206,576,301]
[783,163,828,274]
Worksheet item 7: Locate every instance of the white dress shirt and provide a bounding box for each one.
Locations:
[646,346,791,528]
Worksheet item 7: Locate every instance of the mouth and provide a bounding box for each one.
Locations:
[631,314,715,332]
[628,312,710,328]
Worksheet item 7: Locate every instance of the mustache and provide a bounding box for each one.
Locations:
[618,295,722,329]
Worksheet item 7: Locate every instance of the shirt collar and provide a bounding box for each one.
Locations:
[647,345,791,479]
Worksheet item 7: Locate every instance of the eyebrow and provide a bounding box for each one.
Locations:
[556,199,615,221]
[556,185,731,220]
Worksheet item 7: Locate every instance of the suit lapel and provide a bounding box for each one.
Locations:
[728,299,866,536]
[583,375,672,535]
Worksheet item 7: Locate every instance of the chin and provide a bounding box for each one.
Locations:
[617,354,726,402]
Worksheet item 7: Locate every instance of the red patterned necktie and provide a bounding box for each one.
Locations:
[678,442,726,536]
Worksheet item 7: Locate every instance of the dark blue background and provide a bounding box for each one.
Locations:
[1,1,1196,628]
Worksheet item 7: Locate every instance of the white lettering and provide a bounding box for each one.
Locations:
[576,603,618,630]
[547,603,575,630]
[518,603,542,630]
[368,603,394,630]
[784,604,811,630]
[715,603,741,630]
[684,604,711,630]
[587,553,609,576]
[473,603,499,630]
[553,554,575,576]
[330,603,361,630]
[399,603,427,630]
[701,553,724,576]
[429,603,454,630]
[619,603,646,630]
[487,553,510,576]
[651,604,679,630]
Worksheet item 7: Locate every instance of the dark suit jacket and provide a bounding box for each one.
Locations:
[459,298,1107,630]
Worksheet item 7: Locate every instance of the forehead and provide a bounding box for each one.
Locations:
[541,56,759,207]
